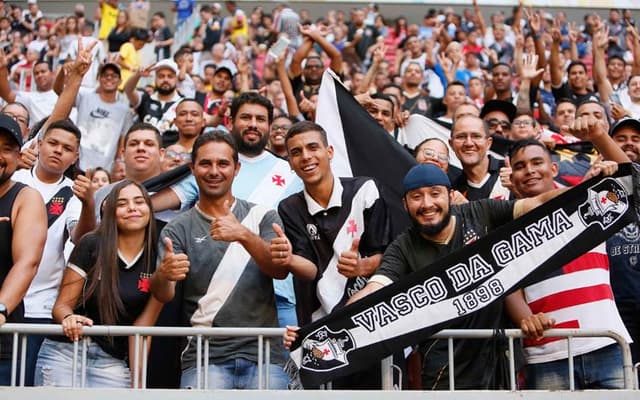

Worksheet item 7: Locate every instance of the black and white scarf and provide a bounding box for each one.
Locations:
[286,164,639,388]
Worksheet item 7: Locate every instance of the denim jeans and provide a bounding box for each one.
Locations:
[181,357,289,389]
[524,343,624,390]
[35,338,131,388]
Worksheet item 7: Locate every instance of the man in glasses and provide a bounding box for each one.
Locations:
[162,143,191,172]
[449,115,510,201]
[480,99,516,138]
[510,112,540,141]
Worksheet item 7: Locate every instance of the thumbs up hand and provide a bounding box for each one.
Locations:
[72,168,95,206]
[337,238,362,278]
[158,237,190,281]
[270,223,292,266]
[209,199,245,242]
[18,140,38,170]
[499,156,514,193]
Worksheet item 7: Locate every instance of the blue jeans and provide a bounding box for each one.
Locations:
[181,357,289,389]
[23,317,52,386]
[0,359,11,386]
[35,338,131,388]
[524,343,624,390]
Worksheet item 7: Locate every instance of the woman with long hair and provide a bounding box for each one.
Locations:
[35,180,163,388]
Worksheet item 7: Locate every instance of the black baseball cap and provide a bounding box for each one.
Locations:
[99,62,121,77]
[0,113,23,147]
[610,117,640,137]
[480,99,517,122]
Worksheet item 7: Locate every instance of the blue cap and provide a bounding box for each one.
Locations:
[403,164,451,194]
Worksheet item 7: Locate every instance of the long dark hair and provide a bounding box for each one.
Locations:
[82,180,156,325]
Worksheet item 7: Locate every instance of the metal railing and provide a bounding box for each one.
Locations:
[0,324,637,391]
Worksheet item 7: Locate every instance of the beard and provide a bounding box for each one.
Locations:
[233,129,269,156]
[409,207,452,236]
[157,84,176,96]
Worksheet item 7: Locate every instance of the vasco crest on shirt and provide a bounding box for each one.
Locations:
[579,178,629,229]
[300,326,354,373]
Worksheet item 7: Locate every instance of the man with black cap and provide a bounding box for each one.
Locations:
[0,114,47,385]
[196,60,235,121]
[348,162,573,390]
[54,49,131,171]
[481,98,516,138]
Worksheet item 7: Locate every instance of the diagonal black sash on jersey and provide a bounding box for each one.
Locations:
[45,186,73,228]
[286,163,639,388]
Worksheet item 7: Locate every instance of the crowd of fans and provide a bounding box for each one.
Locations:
[0,0,638,392]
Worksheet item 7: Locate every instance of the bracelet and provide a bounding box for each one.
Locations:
[62,313,73,321]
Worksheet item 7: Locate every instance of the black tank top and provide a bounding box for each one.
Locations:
[0,181,27,360]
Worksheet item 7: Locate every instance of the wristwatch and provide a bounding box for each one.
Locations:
[0,303,8,319]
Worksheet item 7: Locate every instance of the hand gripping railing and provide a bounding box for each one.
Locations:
[0,324,636,390]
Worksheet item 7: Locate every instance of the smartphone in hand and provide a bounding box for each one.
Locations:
[268,37,290,59]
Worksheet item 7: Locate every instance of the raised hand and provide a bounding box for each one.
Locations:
[372,43,386,65]
[270,223,292,266]
[157,237,190,281]
[520,54,544,80]
[72,38,98,76]
[209,199,244,242]
[299,90,316,115]
[499,156,514,193]
[72,168,95,205]
[524,7,541,34]
[568,22,579,43]
[563,115,609,143]
[283,325,299,350]
[593,24,610,51]
[337,238,361,278]
[137,62,157,78]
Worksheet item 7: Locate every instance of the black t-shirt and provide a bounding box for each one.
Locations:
[403,94,436,118]
[201,17,223,51]
[61,233,155,360]
[347,23,379,62]
[376,199,515,389]
[551,82,595,104]
[107,28,131,53]
[154,26,173,60]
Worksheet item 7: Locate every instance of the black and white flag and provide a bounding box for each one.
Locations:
[288,164,639,387]
[315,70,416,235]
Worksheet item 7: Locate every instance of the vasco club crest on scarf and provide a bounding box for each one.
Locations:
[579,178,629,229]
[301,326,355,372]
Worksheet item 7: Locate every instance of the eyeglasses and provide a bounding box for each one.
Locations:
[4,113,28,126]
[304,64,323,70]
[421,148,449,163]
[512,119,535,127]
[271,124,291,131]
[451,132,487,142]
[485,118,511,131]
[165,150,191,161]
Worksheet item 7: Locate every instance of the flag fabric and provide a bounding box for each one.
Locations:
[287,164,639,388]
[142,163,191,193]
[315,69,416,235]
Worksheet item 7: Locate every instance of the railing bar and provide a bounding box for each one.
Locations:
[10,333,18,387]
[133,334,140,389]
[265,338,270,389]
[142,336,148,389]
[204,338,209,390]
[568,335,574,391]
[81,337,87,388]
[71,339,78,387]
[448,337,455,391]
[257,335,264,390]
[196,335,202,390]
[19,335,26,386]
[508,336,516,391]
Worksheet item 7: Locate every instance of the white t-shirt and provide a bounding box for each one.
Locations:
[13,167,82,319]
[75,88,131,171]
[15,89,58,128]
[619,90,640,118]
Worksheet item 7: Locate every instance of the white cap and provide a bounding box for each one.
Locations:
[27,0,37,4]
[154,59,178,75]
